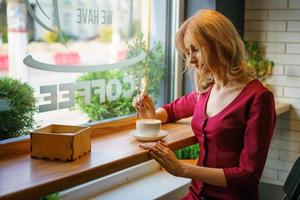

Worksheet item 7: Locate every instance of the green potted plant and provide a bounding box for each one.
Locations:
[176,144,199,160]
[39,192,60,200]
[75,34,165,121]
[0,77,37,140]
[244,41,274,81]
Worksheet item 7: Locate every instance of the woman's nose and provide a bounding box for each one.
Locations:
[189,52,197,65]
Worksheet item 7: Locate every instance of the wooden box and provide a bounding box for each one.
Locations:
[31,124,91,161]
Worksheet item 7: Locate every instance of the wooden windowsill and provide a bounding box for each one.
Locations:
[0,101,291,200]
[0,117,196,200]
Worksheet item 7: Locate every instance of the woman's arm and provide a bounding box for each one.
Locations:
[181,164,227,187]
[140,142,227,187]
[155,107,168,124]
[222,91,276,191]
[133,91,198,123]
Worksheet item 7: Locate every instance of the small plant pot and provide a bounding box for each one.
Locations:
[180,159,197,165]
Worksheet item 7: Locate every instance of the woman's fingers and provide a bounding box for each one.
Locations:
[149,151,165,164]
[132,94,156,119]
[158,141,169,148]
[133,95,145,109]
[140,142,167,156]
[143,100,154,110]
[143,95,155,107]
[141,143,166,162]
[140,143,162,153]
[133,96,142,108]
[135,95,153,107]
[132,96,144,113]
[139,142,157,150]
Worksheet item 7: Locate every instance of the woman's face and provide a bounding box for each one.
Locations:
[184,41,202,69]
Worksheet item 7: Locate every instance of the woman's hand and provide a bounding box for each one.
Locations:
[140,141,185,177]
[132,94,156,119]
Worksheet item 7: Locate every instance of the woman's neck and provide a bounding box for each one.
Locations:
[213,75,253,90]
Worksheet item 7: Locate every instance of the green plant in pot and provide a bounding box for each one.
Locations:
[244,41,274,81]
[75,34,165,121]
[0,77,37,140]
[176,144,199,160]
[39,192,60,200]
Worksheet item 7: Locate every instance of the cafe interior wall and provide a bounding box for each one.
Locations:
[244,0,300,186]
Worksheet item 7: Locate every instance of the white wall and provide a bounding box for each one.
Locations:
[245,0,300,186]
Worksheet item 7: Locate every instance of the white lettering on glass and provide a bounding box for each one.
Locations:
[76,81,91,104]
[92,79,106,103]
[76,8,112,24]
[106,79,122,101]
[39,85,58,112]
[38,77,136,112]
[122,76,135,98]
[58,83,75,109]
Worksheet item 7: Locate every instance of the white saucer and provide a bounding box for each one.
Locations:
[129,130,168,142]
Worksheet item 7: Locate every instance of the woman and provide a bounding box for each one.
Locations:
[133,9,276,200]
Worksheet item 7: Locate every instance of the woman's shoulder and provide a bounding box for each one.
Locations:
[244,79,274,101]
[247,79,272,93]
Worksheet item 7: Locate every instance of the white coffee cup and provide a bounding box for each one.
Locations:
[136,119,161,137]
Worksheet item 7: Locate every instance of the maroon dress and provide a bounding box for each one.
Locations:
[162,79,276,200]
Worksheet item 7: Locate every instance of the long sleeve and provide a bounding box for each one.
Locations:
[223,91,276,191]
[162,91,199,123]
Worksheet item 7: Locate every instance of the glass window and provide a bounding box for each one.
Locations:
[0,1,8,77]
[63,0,72,5]
[0,0,169,140]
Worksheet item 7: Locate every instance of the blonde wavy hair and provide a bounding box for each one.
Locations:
[175,9,255,92]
